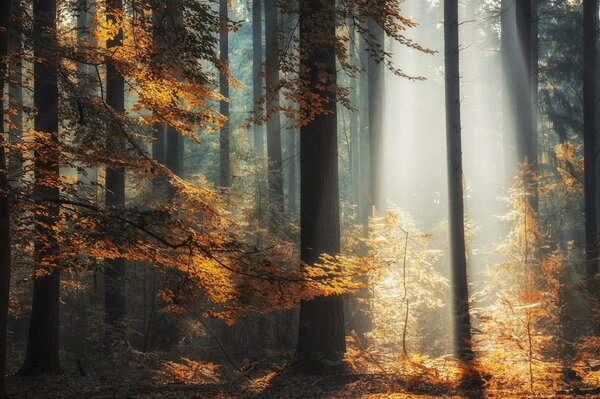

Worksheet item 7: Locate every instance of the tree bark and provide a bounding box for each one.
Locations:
[252,0,264,158]
[444,0,476,364]
[296,0,345,369]
[583,0,599,305]
[0,1,12,394]
[358,34,370,226]
[104,0,126,344]
[219,0,230,188]
[21,0,62,375]
[368,17,385,216]
[349,21,360,210]
[265,0,284,217]
[8,0,23,189]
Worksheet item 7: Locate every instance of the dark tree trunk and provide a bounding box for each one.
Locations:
[104,0,126,343]
[252,0,264,158]
[151,6,166,191]
[265,0,284,216]
[296,0,345,369]
[21,0,61,376]
[285,130,298,215]
[219,0,230,188]
[0,1,12,395]
[444,0,476,365]
[583,0,599,305]
[368,18,385,216]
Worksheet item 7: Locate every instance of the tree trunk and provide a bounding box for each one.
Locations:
[0,1,12,395]
[8,0,22,189]
[219,0,230,188]
[583,0,599,306]
[21,0,62,375]
[358,35,370,226]
[444,0,476,365]
[265,0,284,217]
[252,0,264,158]
[104,0,126,344]
[296,0,345,369]
[349,21,359,211]
[368,17,385,216]
[76,0,98,197]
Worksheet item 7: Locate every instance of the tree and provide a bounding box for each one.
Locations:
[104,0,126,343]
[219,0,231,188]
[368,15,385,216]
[0,0,12,394]
[295,0,345,368]
[21,0,61,375]
[444,0,476,366]
[265,0,284,217]
[252,0,265,158]
[8,0,22,188]
[583,0,599,305]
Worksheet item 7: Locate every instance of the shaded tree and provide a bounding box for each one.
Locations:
[20,0,61,375]
[219,0,231,188]
[104,0,127,343]
[295,0,345,368]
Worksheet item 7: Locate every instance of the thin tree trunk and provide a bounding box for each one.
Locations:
[349,22,359,210]
[252,0,264,158]
[444,0,476,365]
[0,0,12,394]
[21,0,62,375]
[285,130,297,215]
[76,0,98,197]
[296,0,345,369]
[219,0,230,188]
[368,17,385,216]
[104,0,126,344]
[265,0,284,217]
[583,0,599,307]
[358,35,370,226]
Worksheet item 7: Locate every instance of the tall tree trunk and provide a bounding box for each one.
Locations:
[349,22,359,211]
[296,0,345,369]
[583,0,599,307]
[285,130,297,215]
[8,0,22,188]
[444,0,476,365]
[252,0,264,158]
[219,0,230,188]
[21,0,61,375]
[368,17,385,216]
[104,0,126,344]
[265,0,284,217]
[76,0,98,197]
[358,34,370,226]
[0,1,12,394]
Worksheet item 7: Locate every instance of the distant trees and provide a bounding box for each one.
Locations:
[295,0,346,368]
[21,0,61,375]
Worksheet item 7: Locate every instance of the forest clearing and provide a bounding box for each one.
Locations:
[1,0,600,398]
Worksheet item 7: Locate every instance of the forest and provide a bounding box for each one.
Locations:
[0,0,600,398]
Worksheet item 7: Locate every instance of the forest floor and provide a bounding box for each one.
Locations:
[6,368,600,399]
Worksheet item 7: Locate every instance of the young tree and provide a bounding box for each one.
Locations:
[0,0,12,394]
[104,0,126,342]
[583,0,599,305]
[21,0,61,375]
[265,0,284,216]
[219,0,231,188]
[295,0,345,368]
[444,0,476,366]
